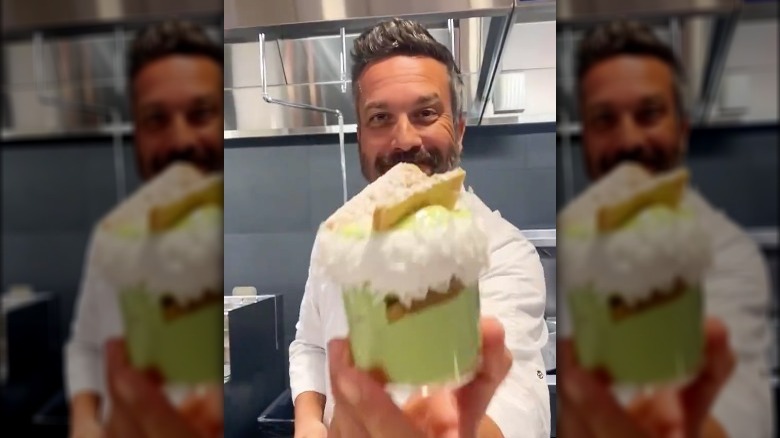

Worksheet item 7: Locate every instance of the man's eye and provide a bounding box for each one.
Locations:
[590,113,615,129]
[368,113,390,124]
[636,106,662,125]
[189,106,215,124]
[142,113,168,129]
[416,109,438,120]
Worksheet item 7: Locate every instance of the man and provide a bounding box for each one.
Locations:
[559,20,774,438]
[65,20,223,438]
[289,18,551,438]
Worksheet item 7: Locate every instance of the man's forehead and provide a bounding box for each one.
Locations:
[580,55,676,103]
[356,56,450,105]
[135,93,217,111]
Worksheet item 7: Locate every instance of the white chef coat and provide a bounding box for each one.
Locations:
[558,188,775,438]
[64,229,123,421]
[289,190,552,438]
[687,190,775,438]
[63,231,208,422]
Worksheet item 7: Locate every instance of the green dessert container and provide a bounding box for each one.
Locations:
[344,283,481,386]
[563,202,708,387]
[112,201,223,384]
[338,204,484,387]
[120,286,223,383]
[568,285,703,385]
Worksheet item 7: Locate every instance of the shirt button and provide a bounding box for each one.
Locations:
[537,370,544,379]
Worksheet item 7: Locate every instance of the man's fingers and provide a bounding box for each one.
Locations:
[179,386,224,438]
[104,339,200,438]
[681,318,735,435]
[558,340,650,438]
[104,339,146,438]
[328,338,425,438]
[557,389,595,438]
[627,390,685,438]
[455,317,512,417]
[402,389,460,437]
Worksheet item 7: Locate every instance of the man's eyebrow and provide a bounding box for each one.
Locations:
[639,94,666,106]
[415,93,441,106]
[363,100,388,112]
[363,93,442,112]
[585,93,667,112]
[190,95,218,106]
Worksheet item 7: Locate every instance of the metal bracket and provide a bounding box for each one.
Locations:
[695,12,739,123]
[259,32,348,203]
[32,30,127,201]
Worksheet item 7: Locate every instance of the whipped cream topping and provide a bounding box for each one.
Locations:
[93,205,222,305]
[560,198,711,304]
[314,196,489,307]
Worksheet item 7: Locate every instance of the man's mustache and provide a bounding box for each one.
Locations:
[600,147,672,175]
[153,148,221,175]
[375,146,454,176]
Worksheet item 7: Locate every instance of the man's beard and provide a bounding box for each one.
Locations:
[596,145,681,178]
[150,147,223,178]
[372,145,460,178]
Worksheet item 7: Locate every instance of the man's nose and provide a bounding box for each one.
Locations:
[169,115,199,151]
[615,115,647,152]
[390,114,423,151]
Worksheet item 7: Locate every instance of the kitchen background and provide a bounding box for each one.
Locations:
[1,0,777,437]
[1,0,223,435]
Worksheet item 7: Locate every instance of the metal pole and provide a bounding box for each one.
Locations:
[33,31,125,201]
[340,27,348,93]
[258,33,347,203]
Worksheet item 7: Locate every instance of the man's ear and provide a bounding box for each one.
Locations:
[456,115,466,150]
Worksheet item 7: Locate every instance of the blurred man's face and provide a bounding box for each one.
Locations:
[579,55,689,180]
[355,55,465,182]
[132,55,223,180]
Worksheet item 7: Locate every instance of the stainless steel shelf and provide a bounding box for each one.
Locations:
[748,228,779,249]
[1,124,134,142]
[224,124,357,139]
[522,228,557,247]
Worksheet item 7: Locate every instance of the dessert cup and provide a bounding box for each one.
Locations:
[316,164,488,388]
[559,164,710,387]
[95,164,223,385]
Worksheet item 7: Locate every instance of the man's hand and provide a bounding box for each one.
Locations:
[294,391,327,438]
[70,416,102,438]
[558,318,735,438]
[294,418,328,438]
[69,392,102,438]
[328,317,512,438]
[103,339,222,438]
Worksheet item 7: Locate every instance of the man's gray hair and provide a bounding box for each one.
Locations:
[576,20,689,119]
[351,18,464,123]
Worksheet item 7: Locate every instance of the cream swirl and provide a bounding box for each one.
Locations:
[560,201,711,304]
[314,196,489,307]
[93,205,222,304]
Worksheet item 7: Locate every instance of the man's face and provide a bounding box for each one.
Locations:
[355,55,465,182]
[579,55,689,180]
[132,55,223,180]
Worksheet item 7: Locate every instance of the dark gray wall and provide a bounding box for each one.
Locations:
[557,123,780,368]
[224,123,558,347]
[558,124,779,228]
[1,138,142,342]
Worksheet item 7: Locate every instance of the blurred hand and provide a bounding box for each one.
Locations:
[70,417,102,438]
[294,418,328,438]
[102,339,223,438]
[558,318,735,438]
[328,317,512,438]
